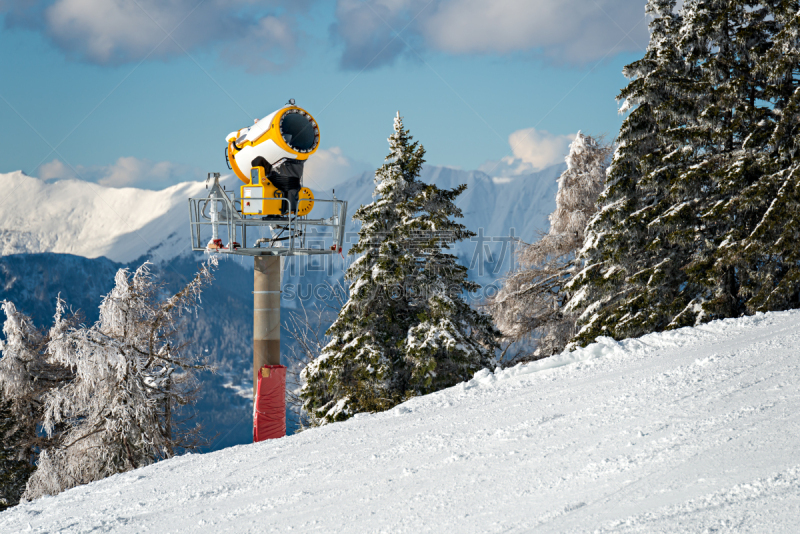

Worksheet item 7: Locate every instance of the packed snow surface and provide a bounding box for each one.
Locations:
[3,311,800,532]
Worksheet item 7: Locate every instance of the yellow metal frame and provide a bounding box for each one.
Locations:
[239,167,315,216]
[297,188,315,216]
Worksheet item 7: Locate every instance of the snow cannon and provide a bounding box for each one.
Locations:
[188,102,349,444]
[226,99,318,217]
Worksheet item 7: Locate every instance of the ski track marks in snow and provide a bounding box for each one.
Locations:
[2,311,800,532]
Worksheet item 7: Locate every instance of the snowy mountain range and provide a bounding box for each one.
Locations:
[0,164,563,279]
[2,310,798,532]
[0,171,207,264]
[0,163,564,448]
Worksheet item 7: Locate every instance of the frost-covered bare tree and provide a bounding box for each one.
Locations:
[490,132,612,361]
[0,301,74,469]
[21,259,217,500]
[0,388,35,510]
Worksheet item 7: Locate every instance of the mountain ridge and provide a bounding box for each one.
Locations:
[0,163,565,279]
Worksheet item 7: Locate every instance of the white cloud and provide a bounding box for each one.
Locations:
[480,128,574,178]
[5,0,306,69]
[333,0,650,69]
[302,147,372,191]
[38,157,201,189]
[332,0,417,69]
[38,159,73,182]
[44,0,181,64]
[4,0,650,69]
[219,15,300,74]
[509,128,575,170]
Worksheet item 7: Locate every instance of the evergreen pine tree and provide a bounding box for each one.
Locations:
[401,160,499,395]
[567,0,790,347]
[566,0,691,346]
[300,113,498,425]
[0,391,33,511]
[669,0,776,323]
[712,1,800,312]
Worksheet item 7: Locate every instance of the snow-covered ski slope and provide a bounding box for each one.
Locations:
[3,311,800,532]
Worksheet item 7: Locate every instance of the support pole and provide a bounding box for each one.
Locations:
[254,255,281,398]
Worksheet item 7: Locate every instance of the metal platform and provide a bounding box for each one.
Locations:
[188,190,347,256]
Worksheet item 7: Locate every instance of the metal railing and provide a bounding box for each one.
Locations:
[189,192,347,256]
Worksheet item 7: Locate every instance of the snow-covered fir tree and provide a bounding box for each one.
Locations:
[667,0,777,322]
[300,113,499,425]
[490,133,611,359]
[0,391,33,511]
[567,0,794,346]
[711,2,800,313]
[20,259,216,500]
[566,0,690,346]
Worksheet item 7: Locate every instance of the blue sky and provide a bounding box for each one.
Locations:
[0,0,650,191]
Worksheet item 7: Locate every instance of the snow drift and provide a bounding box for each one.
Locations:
[2,310,799,532]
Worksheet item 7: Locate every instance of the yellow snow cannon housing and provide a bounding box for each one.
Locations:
[240,166,314,217]
[227,104,319,216]
[226,105,320,182]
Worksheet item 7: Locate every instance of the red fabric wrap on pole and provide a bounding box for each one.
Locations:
[254,364,286,442]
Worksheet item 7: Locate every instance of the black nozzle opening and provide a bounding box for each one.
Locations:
[280,111,318,152]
